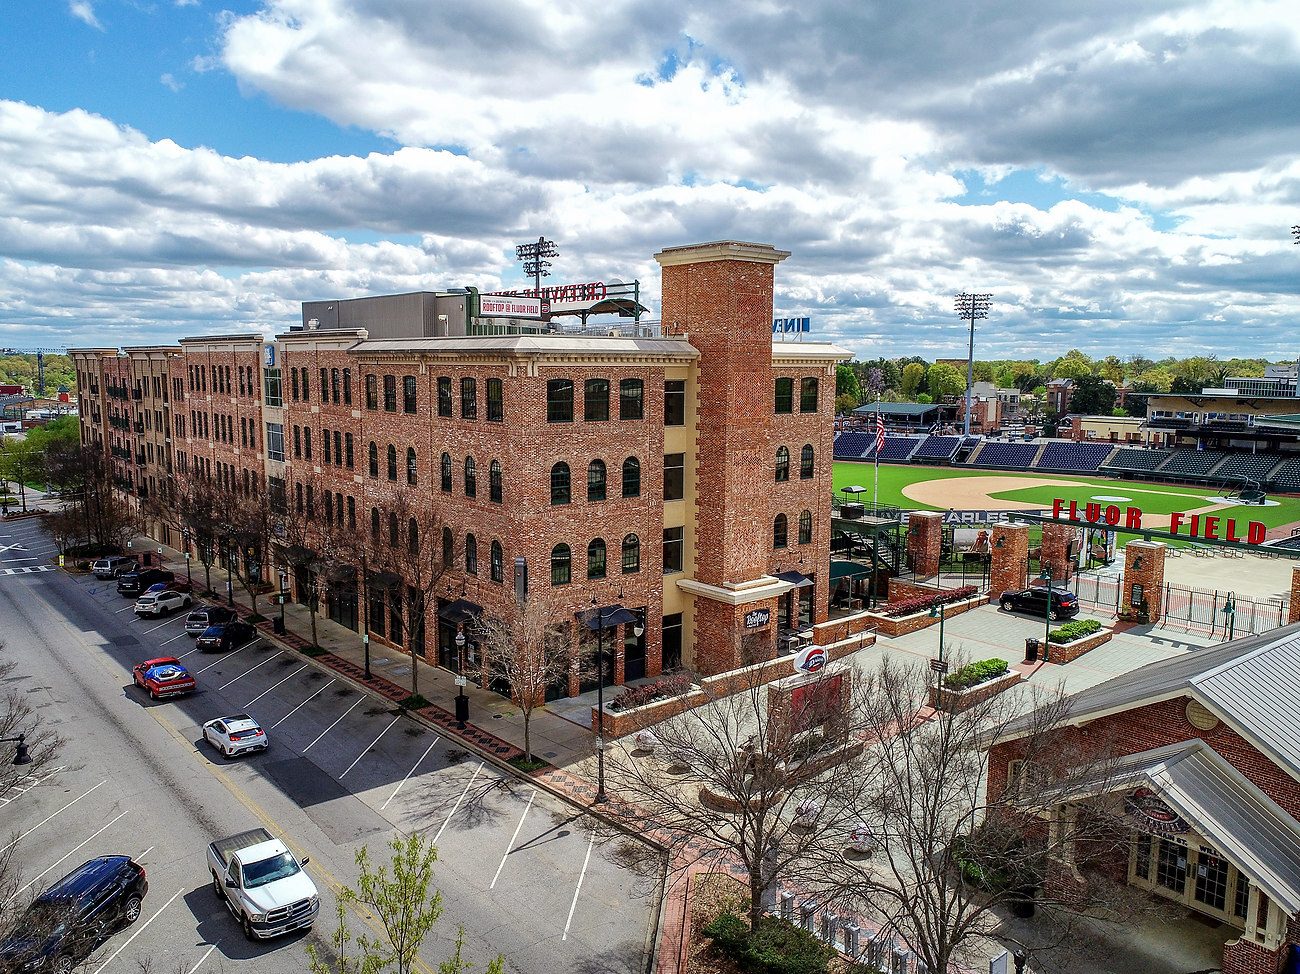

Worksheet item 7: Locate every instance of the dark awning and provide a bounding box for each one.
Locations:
[580,604,638,630]
[775,570,815,589]
[829,561,873,582]
[438,597,484,625]
[282,544,318,565]
[370,570,404,590]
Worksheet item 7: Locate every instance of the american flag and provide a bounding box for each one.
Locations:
[875,410,885,454]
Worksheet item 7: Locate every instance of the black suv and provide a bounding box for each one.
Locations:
[116,568,175,598]
[998,586,1080,620]
[0,856,148,973]
[195,620,259,652]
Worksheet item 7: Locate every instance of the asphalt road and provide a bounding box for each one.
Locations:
[0,516,664,974]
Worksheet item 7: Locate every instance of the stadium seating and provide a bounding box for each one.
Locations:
[971,441,1039,467]
[1102,448,1171,473]
[912,435,963,462]
[877,436,923,461]
[1211,453,1283,487]
[1270,457,1300,492]
[833,431,877,460]
[1157,450,1227,478]
[1035,442,1117,473]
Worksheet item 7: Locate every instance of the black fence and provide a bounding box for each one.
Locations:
[1159,583,1289,637]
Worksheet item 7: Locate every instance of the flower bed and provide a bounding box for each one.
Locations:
[609,674,692,711]
[1042,623,1113,665]
[1047,619,1101,644]
[858,590,987,637]
[929,668,1022,713]
[882,584,979,618]
[944,657,1009,690]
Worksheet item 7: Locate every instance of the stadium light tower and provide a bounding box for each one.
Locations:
[954,291,992,436]
[515,236,559,297]
[1294,225,1299,398]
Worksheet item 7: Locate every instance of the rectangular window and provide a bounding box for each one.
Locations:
[319,368,328,402]
[268,476,286,514]
[332,368,341,404]
[334,430,342,467]
[663,527,684,574]
[291,368,300,401]
[347,495,356,531]
[664,453,685,501]
[486,378,503,422]
[323,428,331,464]
[461,377,477,419]
[800,376,819,412]
[547,379,574,423]
[403,375,417,414]
[345,433,354,468]
[263,368,282,408]
[300,367,309,401]
[664,379,685,426]
[619,378,643,420]
[383,374,397,412]
[774,377,793,413]
[266,423,285,462]
[438,376,452,417]
[342,369,352,405]
[293,425,301,458]
[584,378,609,421]
[365,374,378,410]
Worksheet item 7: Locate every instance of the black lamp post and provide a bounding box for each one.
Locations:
[1039,563,1052,662]
[2,734,31,766]
[454,626,469,729]
[584,599,638,804]
[277,568,288,635]
[928,601,947,710]
[182,528,191,587]
[360,551,371,680]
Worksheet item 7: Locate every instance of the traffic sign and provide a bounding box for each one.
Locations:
[930,658,949,674]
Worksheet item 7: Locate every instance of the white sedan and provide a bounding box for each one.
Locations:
[203,714,269,758]
[133,589,192,617]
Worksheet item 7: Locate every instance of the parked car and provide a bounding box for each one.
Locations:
[998,586,1080,620]
[91,555,137,579]
[133,590,193,617]
[185,605,237,636]
[0,856,148,972]
[116,568,175,598]
[203,715,269,758]
[132,657,196,699]
[207,828,317,939]
[195,620,259,652]
[145,579,193,595]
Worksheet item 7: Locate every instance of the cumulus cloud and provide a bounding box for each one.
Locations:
[68,1,103,30]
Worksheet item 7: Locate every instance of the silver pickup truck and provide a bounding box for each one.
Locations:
[207,828,319,940]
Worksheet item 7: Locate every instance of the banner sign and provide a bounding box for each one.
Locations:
[263,344,275,367]
[744,607,771,629]
[941,509,1043,525]
[773,316,810,333]
[1050,499,1266,543]
[479,294,543,318]
[1125,787,1190,835]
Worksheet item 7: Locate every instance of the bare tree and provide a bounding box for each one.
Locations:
[216,487,274,619]
[601,662,872,927]
[472,595,575,764]
[808,656,1135,974]
[40,440,142,554]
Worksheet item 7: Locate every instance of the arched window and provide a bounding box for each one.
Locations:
[368,441,379,478]
[408,517,419,554]
[621,534,640,574]
[489,460,502,503]
[800,444,814,479]
[775,446,790,482]
[465,534,478,575]
[774,513,788,549]
[551,543,571,585]
[621,457,640,498]
[387,444,398,481]
[370,507,380,542]
[388,512,399,547]
[441,453,452,492]
[407,447,418,485]
[490,540,503,582]
[551,461,570,505]
[587,538,606,579]
[442,527,453,566]
[799,509,812,545]
[464,456,477,498]
[587,459,606,502]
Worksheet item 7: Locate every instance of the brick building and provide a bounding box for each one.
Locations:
[986,624,1300,974]
[72,240,848,698]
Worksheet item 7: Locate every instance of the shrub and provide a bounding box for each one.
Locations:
[1048,618,1102,644]
[882,584,979,618]
[703,912,837,974]
[608,673,691,711]
[944,657,1009,691]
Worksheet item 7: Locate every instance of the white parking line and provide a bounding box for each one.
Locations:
[143,619,175,633]
[382,738,440,810]
[303,695,364,752]
[19,810,130,894]
[433,762,484,843]
[216,651,283,690]
[270,679,336,728]
[340,715,401,778]
[160,631,189,646]
[490,788,535,890]
[562,837,595,940]
[115,604,137,614]
[244,662,308,707]
[93,887,185,974]
[0,766,64,808]
[1,781,106,852]
[186,944,217,974]
[195,645,251,674]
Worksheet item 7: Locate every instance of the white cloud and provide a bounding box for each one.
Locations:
[68,1,103,30]
[160,73,183,92]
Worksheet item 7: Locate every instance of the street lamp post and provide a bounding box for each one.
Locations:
[360,551,371,680]
[928,602,947,709]
[1,734,32,766]
[585,599,638,804]
[1039,562,1053,663]
[182,529,191,587]
[954,291,993,436]
[277,568,288,635]
[454,627,469,729]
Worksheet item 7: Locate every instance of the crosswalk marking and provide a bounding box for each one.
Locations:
[0,564,54,575]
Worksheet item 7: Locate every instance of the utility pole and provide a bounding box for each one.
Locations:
[954,292,992,436]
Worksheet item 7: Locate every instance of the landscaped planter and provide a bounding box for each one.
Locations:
[1043,627,1113,665]
[778,739,866,779]
[861,593,986,637]
[928,669,1022,713]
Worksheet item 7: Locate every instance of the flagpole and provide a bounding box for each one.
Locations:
[874,404,882,510]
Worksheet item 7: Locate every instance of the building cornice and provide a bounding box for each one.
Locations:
[654,240,791,267]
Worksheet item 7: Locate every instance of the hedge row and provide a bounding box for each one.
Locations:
[882,585,980,619]
[1047,618,1103,644]
[943,657,1009,691]
[702,912,838,974]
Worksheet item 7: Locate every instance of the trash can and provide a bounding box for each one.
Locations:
[272,617,285,635]
[1025,638,1040,663]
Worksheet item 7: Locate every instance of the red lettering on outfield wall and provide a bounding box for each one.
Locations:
[1126,507,1142,529]
[1248,521,1266,544]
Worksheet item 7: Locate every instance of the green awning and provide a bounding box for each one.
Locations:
[829,561,872,582]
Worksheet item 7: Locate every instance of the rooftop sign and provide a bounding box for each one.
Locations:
[479,294,542,318]
[1050,498,1266,544]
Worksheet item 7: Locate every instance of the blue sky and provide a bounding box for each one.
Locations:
[0,0,1298,358]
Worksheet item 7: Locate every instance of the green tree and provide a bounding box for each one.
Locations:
[835,392,859,416]
[835,364,860,404]
[1050,357,1091,381]
[1067,373,1117,416]
[0,437,43,513]
[926,362,966,399]
[900,362,927,398]
[307,833,504,974]
[1096,355,1126,383]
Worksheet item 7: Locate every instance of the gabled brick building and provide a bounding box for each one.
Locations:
[73,240,848,698]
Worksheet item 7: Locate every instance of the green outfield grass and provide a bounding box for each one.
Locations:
[833,461,1300,531]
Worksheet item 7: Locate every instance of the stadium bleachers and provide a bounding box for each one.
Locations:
[1158,450,1227,478]
[833,431,877,460]
[1211,453,1283,487]
[1035,442,1116,473]
[1270,457,1300,492]
[971,441,1039,467]
[877,436,923,461]
[1103,447,1171,473]
[912,435,963,462]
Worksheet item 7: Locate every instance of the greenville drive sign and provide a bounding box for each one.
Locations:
[1050,498,1267,544]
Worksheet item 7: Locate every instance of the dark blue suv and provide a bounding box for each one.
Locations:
[0,856,148,973]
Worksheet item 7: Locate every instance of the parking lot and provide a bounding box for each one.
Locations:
[0,515,662,974]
